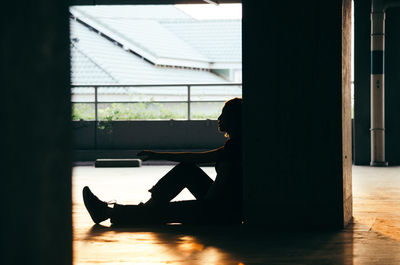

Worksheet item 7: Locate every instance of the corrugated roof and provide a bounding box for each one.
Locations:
[70,19,229,89]
[70,5,241,65]
[70,44,118,86]
[92,18,208,62]
[161,20,241,63]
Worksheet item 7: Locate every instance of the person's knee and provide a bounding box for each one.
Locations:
[173,162,201,180]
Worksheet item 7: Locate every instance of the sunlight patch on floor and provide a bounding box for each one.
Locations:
[352,166,400,242]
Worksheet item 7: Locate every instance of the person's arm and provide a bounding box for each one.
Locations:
[137,148,222,164]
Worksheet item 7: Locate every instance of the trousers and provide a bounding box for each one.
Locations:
[110,162,241,225]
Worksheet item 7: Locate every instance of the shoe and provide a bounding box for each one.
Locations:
[82,186,109,224]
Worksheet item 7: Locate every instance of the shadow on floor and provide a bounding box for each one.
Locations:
[83,223,356,265]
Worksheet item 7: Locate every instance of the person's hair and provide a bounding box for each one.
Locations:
[222,97,242,138]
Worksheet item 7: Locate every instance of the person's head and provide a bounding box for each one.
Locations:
[218,97,242,139]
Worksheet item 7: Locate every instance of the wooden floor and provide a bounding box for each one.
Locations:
[73,165,400,265]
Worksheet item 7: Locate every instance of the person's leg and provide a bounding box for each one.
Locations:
[146,162,213,205]
[110,163,214,225]
[110,200,205,225]
[83,184,241,225]
[83,163,214,225]
[110,203,163,225]
[110,200,242,226]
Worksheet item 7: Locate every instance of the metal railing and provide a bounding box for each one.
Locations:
[71,83,242,121]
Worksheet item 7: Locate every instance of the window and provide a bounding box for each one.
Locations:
[70,4,242,121]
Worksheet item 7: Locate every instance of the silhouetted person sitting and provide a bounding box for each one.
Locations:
[83,97,242,225]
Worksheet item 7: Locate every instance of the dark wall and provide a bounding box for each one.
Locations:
[1,1,72,265]
[242,0,352,228]
[354,0,371,165]
[354,2,400,165]
[385,7,400,165]
[73,120,226,150]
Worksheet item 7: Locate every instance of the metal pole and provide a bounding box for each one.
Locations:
[94,86,98,149]
[370,1,388,166]
[187,85,191,120]
[369,0,400,166]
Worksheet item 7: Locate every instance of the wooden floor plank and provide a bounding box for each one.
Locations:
[73,165,400,265]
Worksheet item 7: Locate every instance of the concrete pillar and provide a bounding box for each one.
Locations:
[242,0,352,228]
[1,1,72,265]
